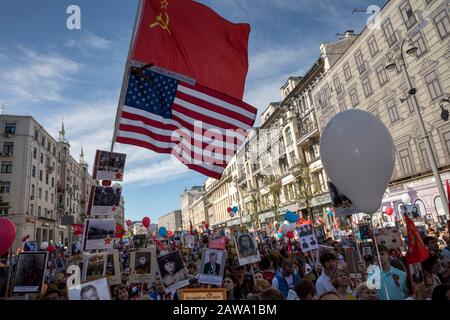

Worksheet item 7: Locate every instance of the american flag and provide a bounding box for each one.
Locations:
[115,65,257,179]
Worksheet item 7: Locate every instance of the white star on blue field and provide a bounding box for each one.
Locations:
[0,0,385,223]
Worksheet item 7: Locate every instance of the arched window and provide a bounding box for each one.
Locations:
[434,196,445,216]
[414,199,426,217]
[396,202,405,217]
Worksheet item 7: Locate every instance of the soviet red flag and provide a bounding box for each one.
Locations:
[404,213,429,264]
[131,0,250,100]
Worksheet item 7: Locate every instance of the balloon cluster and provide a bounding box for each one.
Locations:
[227,206,238,217]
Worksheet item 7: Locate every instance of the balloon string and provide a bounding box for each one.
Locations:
[370,215,390,300]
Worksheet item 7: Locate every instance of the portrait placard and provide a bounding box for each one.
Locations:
[105,250,121,286]
[82,253,106,282]
[297,224,319,253]
[92,150,126,181]
[198,248,225,286]
[179,288,227,300]
[12,252,48,294]
[0,265,11,298]
[374,227,403,250]
[130,247,156,283]
[67,277,111,300]
[88,185,122,217]
[82,219,116,251]
[235,233,261,266]
[156,250,189,292]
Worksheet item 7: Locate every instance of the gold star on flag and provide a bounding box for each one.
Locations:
[104,235,112,245]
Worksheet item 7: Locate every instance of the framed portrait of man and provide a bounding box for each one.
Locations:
[297,224,319,253]
[156,250,189,292]
[0,265,11,298]
[235,233,260,266]
[179,288,227,300]
[12,252,48,294]
[68,277,111,300]
[105,250,121,286]
[130,247,156,283]
[198,248,225,285]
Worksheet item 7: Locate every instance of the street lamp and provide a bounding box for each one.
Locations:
[385,37,450,219]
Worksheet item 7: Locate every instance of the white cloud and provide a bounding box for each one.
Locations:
[65,31,112,51]
[0,47,81,103]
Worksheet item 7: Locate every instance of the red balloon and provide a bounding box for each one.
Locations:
[227,207,232,213]
[386,207,394,216]
[0,217,16,255]
[142,217,151,228]
[286,231,294,239]
[126,220,132,227]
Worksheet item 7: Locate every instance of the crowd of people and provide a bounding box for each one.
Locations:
[1,219,449,301]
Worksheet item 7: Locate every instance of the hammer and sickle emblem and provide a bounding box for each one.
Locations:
[150,11,171,34]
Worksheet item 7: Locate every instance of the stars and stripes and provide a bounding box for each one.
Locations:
[115,66,257,179]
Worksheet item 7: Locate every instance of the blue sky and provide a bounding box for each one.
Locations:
[0,0,385,225]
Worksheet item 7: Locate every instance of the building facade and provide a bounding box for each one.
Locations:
[158,210,182,231]
[312,0,450,224]
[0,115,96,251]
[188,195,207,230]
[180,185,205,230]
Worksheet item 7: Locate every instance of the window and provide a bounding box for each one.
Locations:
[0,204,8,216]
[39,188,42,200]
[387,99,400,122]
[0,181,10,193]
[418,141,429,168]
[333,74,342,95]
[38,206,41,217]
[40,152,44,164]
[399,0,417,30]
[355,50,366,74]
[382,18,398,47]
[289,151,297,166]
[45,190,48,202]
[47,141,51,151]
[285,128,293,145]
[399,148,413,175]
[51,177,54,187]
[349,88,359,107]
[362,77,373,97]
[343,62,352,81]
[3,142,13,155]
[411,31,428,58]
[4,122,16,134]
[41,136,45,147]
[32,165,36,177]
[443,131,450,154]
[33,147,37,159]
[51,193,54,204]
[367,35,379,57]
[425,70,443,100]
[433,9,450,39]
[406,97,415,113]
[46,174,49,185]
[338,98,346,112]
[31,184,35,198]
[376,65,389,87]
[39,170,43,181]
[1,161,12,173]
[30,204,34,216]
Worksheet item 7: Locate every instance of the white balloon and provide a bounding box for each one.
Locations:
[320,110,395,214]
[287,223,296,232]
[281,224,288,234]
[40,241,49,250]
[283,220,289,225]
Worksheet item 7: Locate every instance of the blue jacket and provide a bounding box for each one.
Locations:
[274,269,300,297]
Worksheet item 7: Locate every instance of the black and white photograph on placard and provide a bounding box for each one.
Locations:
[82,219,116,251]
[0,265,11,298]
[93,150,126,181]
[67,277,111,300]
[130,247,156,283]
[404,204,422,219]
[12,252,48,294]
[235,233,261,266]
[156,250,189,291]
[198,248,225,286]
[359,223,371,241]
[298,224,319,253]
[361,243,373,258]
[105,250,121,286]
[89,185,122,216]
[82,253,106,282]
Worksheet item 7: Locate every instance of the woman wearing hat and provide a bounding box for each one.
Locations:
[160,255,187,288]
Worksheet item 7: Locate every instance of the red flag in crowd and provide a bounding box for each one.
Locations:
[72,224,83,236]
[131,0,250,100]
[404,213,429,264]
[189,220,194,235]
[209,236,227,250]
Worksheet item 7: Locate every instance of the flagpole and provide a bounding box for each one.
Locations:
[110,0,143,152]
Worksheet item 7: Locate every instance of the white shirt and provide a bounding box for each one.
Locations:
[315,272,335,297]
